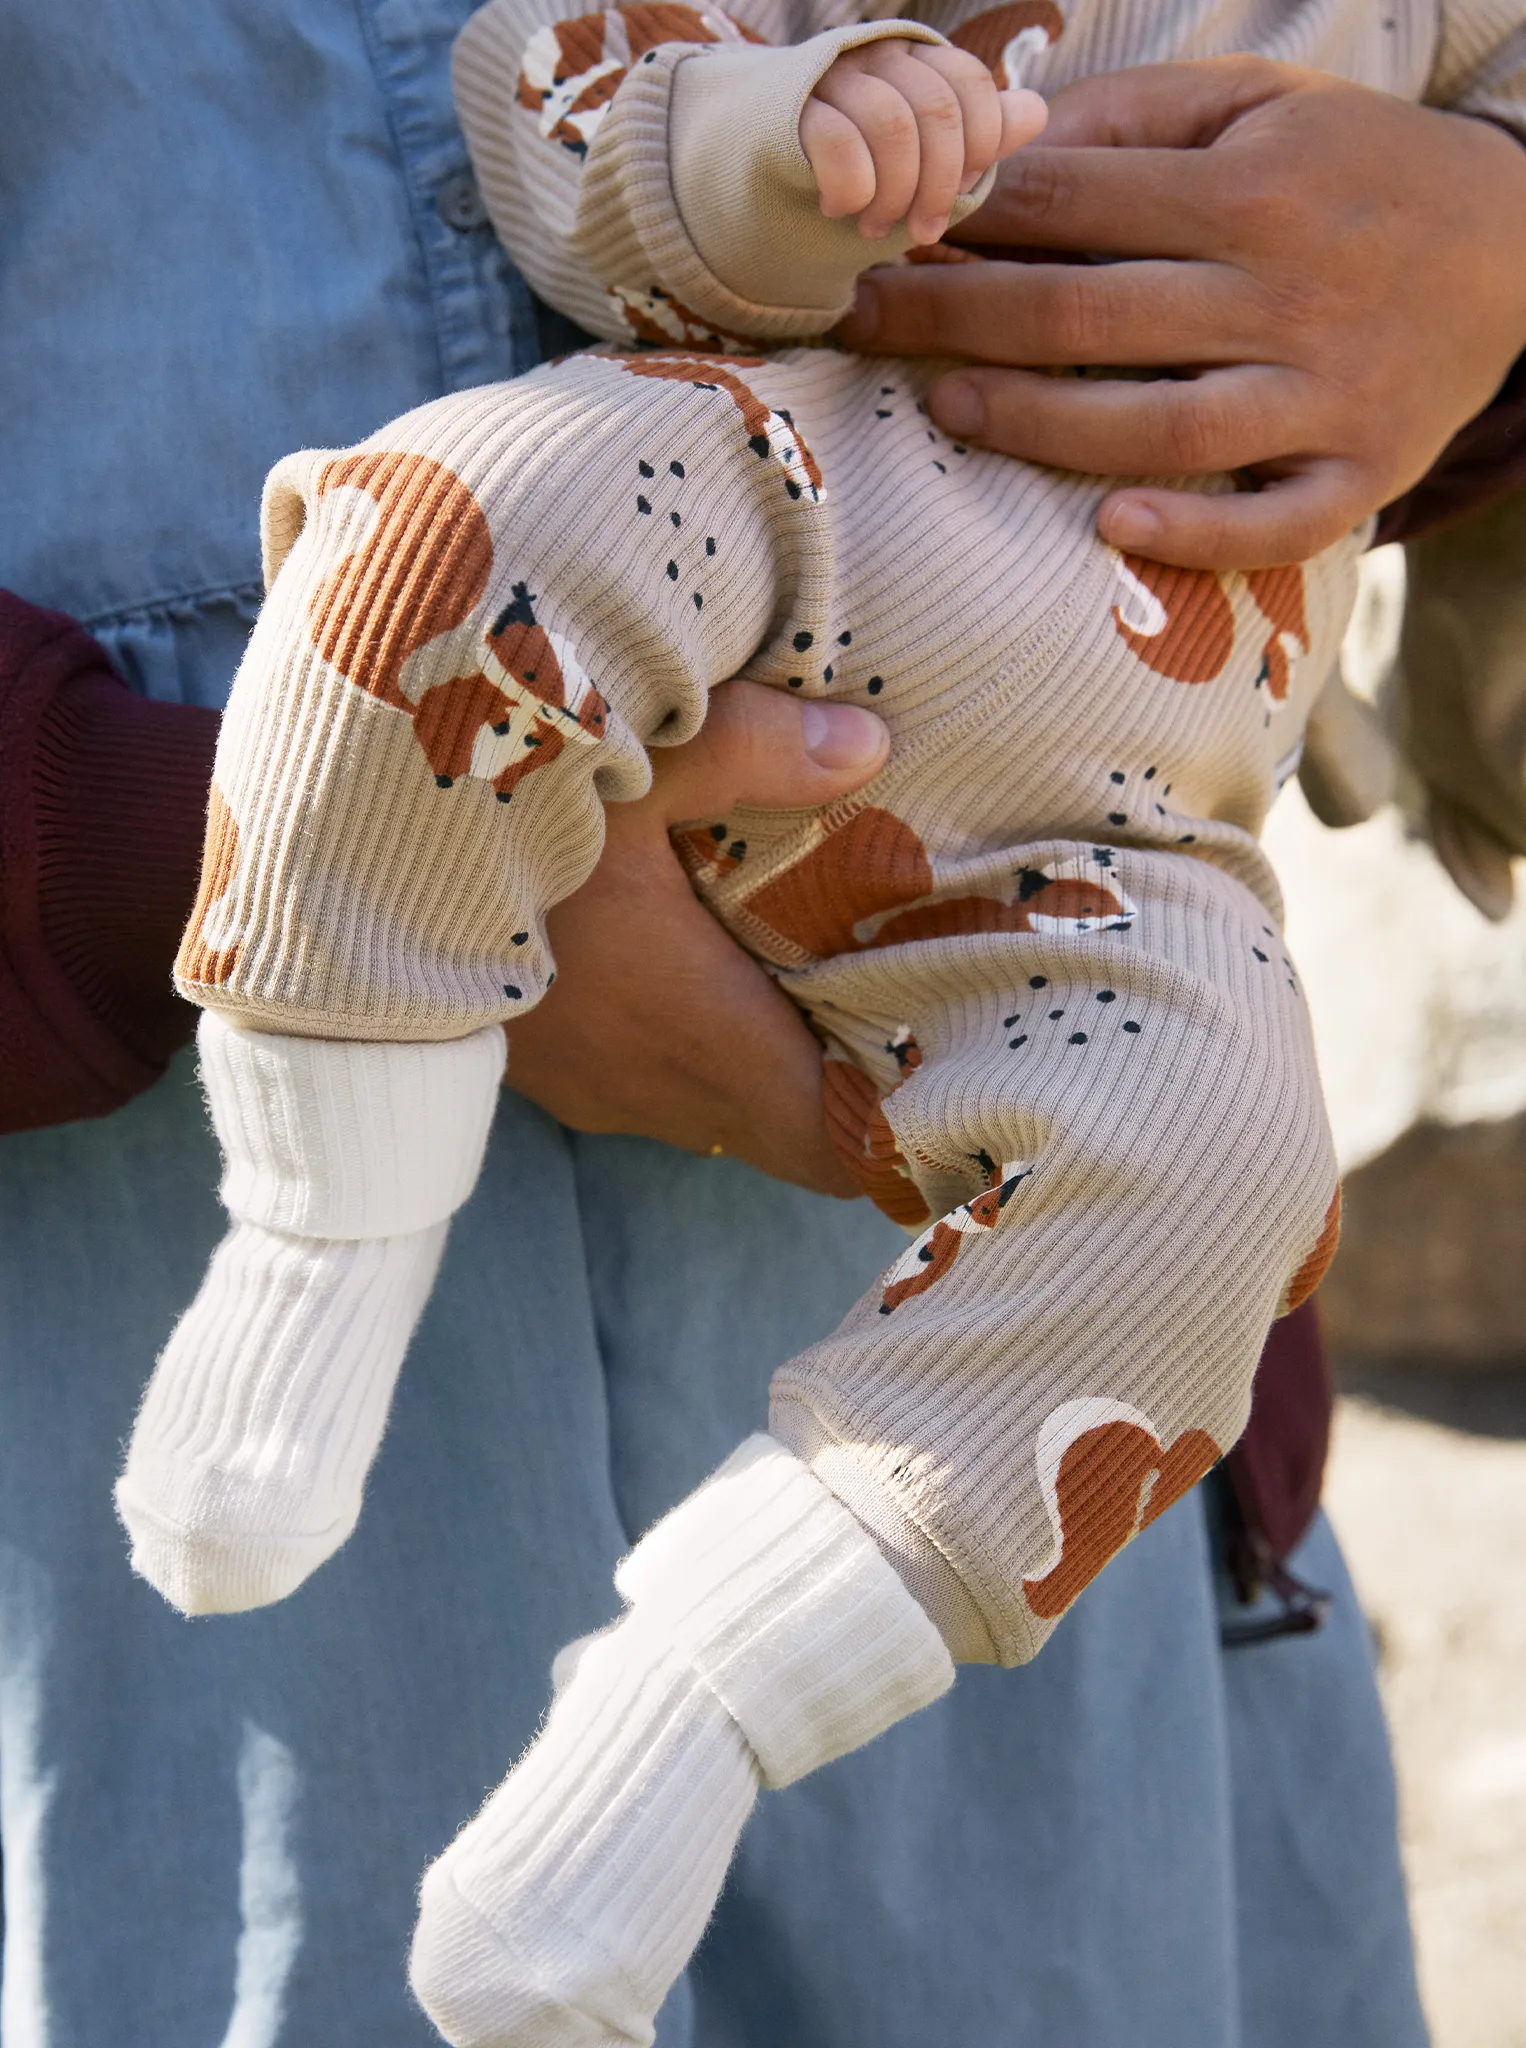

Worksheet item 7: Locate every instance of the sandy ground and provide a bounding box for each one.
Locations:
[1325,1387,1526,2048]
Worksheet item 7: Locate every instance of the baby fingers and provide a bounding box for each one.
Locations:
[805,41,1048,246]
[799,97,879,220]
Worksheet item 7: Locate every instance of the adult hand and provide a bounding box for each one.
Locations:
[837,58,1526,569]
[504,681,889,1195]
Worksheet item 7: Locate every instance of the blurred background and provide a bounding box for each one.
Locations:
[1269,545,1526,2048]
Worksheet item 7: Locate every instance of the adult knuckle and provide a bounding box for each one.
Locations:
[1154,390,1232,471]
[1007,152,1077,229]
[1043,270,1106,358]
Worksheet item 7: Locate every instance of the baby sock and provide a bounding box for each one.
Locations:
[116,1012,504,1614]
[409,1435,954,2048]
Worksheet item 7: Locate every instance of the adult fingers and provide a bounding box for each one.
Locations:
[927,361,1314,473]
[1096,460,1372,570]
[647,680,888,826]
[800,97,877,220]
[949,146,1224,256]
[1037,54,1327,149]
[840,256,1253,366]
[812,64,922,238]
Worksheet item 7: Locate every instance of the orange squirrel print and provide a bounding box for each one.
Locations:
[737,807,1134,963]
[306,452,610,803]
[949,1,1063,87]
[1111,551,1311,701]
[1021,1399,1220,1619]
[517,4,765,159]
[611,353,825,503]
[823,1028,931,1228]
[879,1155,1033,1313]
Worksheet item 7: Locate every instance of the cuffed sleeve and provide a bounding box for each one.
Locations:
[454,0,992,346]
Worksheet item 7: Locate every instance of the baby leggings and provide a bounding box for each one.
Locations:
[116,343,1347,2045]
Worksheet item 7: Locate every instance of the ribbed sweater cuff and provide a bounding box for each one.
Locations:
[0,595,217,1133]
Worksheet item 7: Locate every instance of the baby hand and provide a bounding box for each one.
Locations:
[799,40,1046,245]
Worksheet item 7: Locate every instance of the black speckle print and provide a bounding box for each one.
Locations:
[693,592,703,609]
[1069,1032,1088,1045]
[1109,811,1127,826]
[838,631,851,646]
[1252,947,1268,962]
[666,560,678,580]
[705,537,717,555]
[933,460,946,474]
[670,460,685,477]
[511,932,529,945]
[1096,990,1116,1003]
[1110,770,1126,784]
[867,676,884,695]
[637,496,651,514]
[1123,1021,1142,1034]
[1009,1036,1028,1048]
[1029,975,1047,989]
[670,510,681,527]
[823,665,833,682]
[875,409,893,420]
[1144,766,1157,780]
[503,984,522,999]
[436,774,453,789]
[638,460,654,477]
[1003,1014,1021,1028]
[1048,1009,1065,1020]
[793,630,813,651]
[787,676,803,688]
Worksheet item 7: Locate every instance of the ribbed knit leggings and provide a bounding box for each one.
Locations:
[151,343,1353,1662]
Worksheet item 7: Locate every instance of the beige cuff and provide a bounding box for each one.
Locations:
[578,21,996,344]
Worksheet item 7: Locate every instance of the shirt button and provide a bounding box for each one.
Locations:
[436,173,489,232]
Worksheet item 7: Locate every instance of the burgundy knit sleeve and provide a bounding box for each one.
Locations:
[0,593,218,1135]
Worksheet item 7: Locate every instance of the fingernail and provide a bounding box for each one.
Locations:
[1101,501,1161,549]
[839,279,880,346]
[802,701,886,770]
[932,376,982,438]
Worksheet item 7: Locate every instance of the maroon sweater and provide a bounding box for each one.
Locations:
[0,595,216,1132]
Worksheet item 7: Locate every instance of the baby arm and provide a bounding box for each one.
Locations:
[452,0,1042,346]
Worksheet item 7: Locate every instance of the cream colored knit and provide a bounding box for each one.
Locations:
[148,0,1526,1661]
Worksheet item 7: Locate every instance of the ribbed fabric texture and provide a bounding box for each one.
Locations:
[118,1217,449,1614]
[614,1434,952,1785]
[198,1012,506,1236]
[158,0,1526,1660]
[0,592,216,1133]
[410,1437,950,2048]
[117,1021,502,1613]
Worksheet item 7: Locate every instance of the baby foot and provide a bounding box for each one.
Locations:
[411,1435,955,2046]
[410,1614,759,2047]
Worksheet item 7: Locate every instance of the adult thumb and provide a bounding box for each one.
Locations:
[649,678,889,823]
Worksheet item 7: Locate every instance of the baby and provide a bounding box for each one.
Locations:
[110,0,1514,2040]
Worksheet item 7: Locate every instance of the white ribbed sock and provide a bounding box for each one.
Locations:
[410,1436,953,2048]
[116,1014,504,1615]
[117,1218,447,1613]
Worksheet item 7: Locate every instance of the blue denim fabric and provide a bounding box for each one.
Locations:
[0,2,1425,2042]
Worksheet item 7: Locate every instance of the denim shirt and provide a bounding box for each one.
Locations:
[0,0,540,710]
